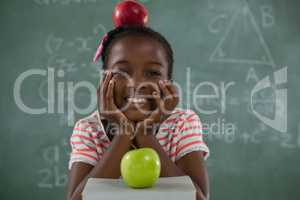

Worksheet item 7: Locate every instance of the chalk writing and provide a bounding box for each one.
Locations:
[261,5,275,28]
[37,140,69,188]
[209,1,275,67]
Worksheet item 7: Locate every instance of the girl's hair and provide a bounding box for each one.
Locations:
[100,26,174,79]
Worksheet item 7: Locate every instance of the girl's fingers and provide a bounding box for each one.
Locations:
[160,81,179,116]
[102,71,112,97]
[99,71,113,110]
[101,71,107,84]
[106,79,114,105]
[158,80,171,99]
[148,91,163,121]
[153,91,163,109]
[106,78,128,123]
[165,81,178,97]
[165,81,179,105]
[99,71,106,94]
[159,80,179,107]
[97,71,105,98]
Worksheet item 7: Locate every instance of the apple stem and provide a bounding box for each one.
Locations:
[131,143,137,149]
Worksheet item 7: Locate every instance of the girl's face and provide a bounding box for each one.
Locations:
[105,35,169,122]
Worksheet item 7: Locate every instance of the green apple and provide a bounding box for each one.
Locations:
[121,147,161,188]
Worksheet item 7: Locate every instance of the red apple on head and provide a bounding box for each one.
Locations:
[113,0,149,27]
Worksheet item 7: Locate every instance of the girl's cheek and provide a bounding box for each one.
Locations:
[114,76,128,87]
[149,80,160,93]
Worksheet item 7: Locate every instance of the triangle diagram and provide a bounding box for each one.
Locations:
[210,3,275,67]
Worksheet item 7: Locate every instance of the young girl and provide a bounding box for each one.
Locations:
[67,25,210,200]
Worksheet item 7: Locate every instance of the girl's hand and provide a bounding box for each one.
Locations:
[135,80,179,137]
[97,71,135,137]
[158,80,179,119]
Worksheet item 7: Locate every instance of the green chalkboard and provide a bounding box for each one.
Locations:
[1,0,300,199]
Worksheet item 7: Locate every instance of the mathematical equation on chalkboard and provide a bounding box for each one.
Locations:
[37,138,69,188]
[205,122,300,149]
[44,23,107,78]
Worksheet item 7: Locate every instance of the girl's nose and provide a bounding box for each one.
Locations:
[124,74,144,94]
[127,74,154,94]
[130,73,146,88]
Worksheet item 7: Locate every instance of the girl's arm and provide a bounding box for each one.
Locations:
[176,151,210,200]
[68,72,135,200]
[135,135,209,200]
[135,134,184,177]
[67,134,132,200]
[134,81,209,199]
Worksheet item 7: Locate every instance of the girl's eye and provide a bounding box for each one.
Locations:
[146,70,162,77]
[112,71,122,75]
[113,69,130,76]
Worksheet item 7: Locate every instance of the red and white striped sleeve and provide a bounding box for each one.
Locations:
[175,110,209,161]
[68,119,100,170]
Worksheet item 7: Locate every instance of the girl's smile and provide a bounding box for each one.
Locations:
[105,35,169,122]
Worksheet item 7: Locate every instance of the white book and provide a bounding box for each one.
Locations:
[82,176,196,200]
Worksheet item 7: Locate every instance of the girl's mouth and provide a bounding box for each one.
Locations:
[123,95,154,109]
[127,97,147,103]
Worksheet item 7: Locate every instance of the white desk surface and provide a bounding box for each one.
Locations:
[83,176,196,200]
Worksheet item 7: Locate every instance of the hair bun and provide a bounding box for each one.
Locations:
[113,0,149,28]
[93,1,149,63]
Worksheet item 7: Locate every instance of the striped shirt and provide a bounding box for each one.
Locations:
[68,108,209,170]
